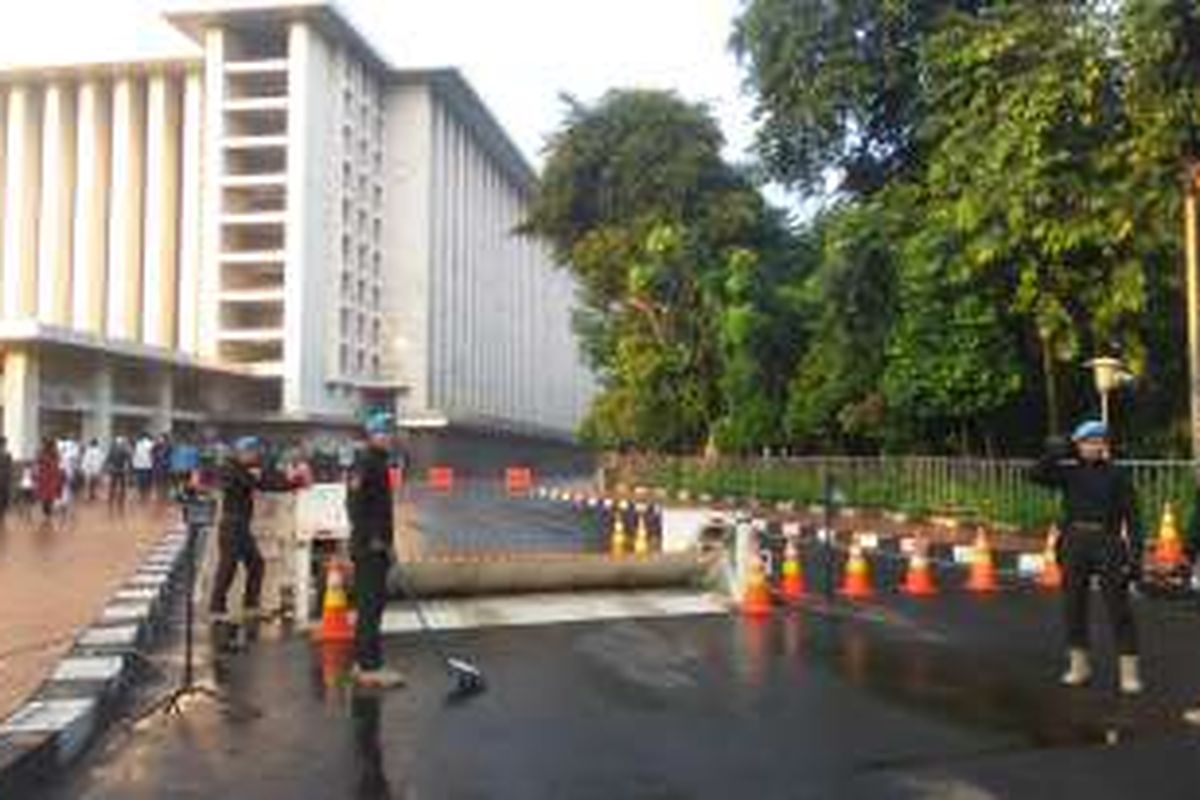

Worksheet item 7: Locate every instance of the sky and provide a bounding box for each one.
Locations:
[0,0,762,173]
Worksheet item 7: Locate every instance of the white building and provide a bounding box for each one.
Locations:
[0,1,592,457]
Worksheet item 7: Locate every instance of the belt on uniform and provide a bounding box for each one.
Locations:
[1067,521,1106,534]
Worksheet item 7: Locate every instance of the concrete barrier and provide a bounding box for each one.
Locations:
[389,552,718,598]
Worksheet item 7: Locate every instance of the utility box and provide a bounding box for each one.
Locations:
[292,482,351,623]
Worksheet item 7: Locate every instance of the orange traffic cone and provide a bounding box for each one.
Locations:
[318,641,354,689]
[780,536,805,600]
[1154,502,1186,568]
[901,539,937,596]
[1038,526,1063,590]
[741,548,773,617]
[840,538,873,599]
[633,510,651,557]
[610,511,628,557]
[312,560,354,643]
[965,528,998,592]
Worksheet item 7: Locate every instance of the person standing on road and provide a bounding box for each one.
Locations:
[347,412,405,689]
[82,439,105,501]
[33,438,64,521]
[208,436,297,651]
[132,434,154,501]
[0,437,12,525]
[1028,419,1144,694]
[106,437,132,511]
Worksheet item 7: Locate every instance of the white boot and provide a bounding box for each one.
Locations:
[1061,649,1092,687]
[1119,655,1143,695]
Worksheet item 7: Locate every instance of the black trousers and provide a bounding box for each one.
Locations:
[108,473,127,508]
[353,550,390,671]
[209,523,265,616]
[1061,528,1138,655]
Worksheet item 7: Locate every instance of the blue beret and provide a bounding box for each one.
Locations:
[1071,420,1108,441]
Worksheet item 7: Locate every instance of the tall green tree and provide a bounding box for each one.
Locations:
[524,90,799,452]
[731,0,994,196]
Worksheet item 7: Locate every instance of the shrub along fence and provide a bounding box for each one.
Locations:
[609,455,1198,536]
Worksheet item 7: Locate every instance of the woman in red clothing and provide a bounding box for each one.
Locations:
[34,438,64,519]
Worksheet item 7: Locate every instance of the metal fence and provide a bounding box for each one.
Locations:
[610,455,1199,535]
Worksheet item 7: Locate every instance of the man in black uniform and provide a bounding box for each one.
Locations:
[0,437,12,525]
[347,412,405,689]
[209,436,295,649]
[1028,419,1143,693]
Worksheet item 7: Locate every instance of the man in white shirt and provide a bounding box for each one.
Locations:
[132,434,154,501]
[81,439,106,501]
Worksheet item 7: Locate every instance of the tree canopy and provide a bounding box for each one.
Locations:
[525,1,1200,456]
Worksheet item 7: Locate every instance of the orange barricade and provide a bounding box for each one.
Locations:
[505,466,533,496]
[427,466,454,493]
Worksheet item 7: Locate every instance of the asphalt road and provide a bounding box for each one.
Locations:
[31,580,1200,800]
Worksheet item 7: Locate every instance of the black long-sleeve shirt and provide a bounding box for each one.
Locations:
[219,459,294,531]
[1028,451,1142,553]
[346,445,394,557]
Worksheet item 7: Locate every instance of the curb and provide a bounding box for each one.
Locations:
[0,525,191,796]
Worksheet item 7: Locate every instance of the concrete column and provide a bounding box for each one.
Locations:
[4,86,42,319]
[284,21,312,412]
[3,349,40,460]
[38,82,76,326]
[0,89,8,288]
[106,75,145,341]
[72,79,110,334]
[82,360,113,443]
[198,31,225,359]
[142,72,181,348]
[178,70,203,354]
[150,368,173,434]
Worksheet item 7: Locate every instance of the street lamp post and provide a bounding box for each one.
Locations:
[1086,356,1133,428]
[1184,162,1200,472]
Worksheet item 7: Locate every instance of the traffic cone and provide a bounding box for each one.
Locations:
[1038,526,1063,590]
[318,641,354,689]
[780,536,805,600]
[840,537,873,599]
[900,539,937,596]
[610,511,628,557]
[741,548,773,617]
[312,560,354,643]
[965,528,998,593]
[1154,502,1186,568]
[633,510,651,557]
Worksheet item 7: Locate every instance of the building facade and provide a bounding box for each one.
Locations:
[0,1,592,457]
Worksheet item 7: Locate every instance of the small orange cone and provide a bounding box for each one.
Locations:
[965,528,998,593]
[1154,502,1186,569]
[312,560,354,643]
[839,538,873,599]
[1038,526,1063,590]
[741,548,773,617]
[633,510,651,557]
[780,536,805,600]
[901,539,937,596]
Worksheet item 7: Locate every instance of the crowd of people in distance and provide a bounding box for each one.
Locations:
[0,432,368,524]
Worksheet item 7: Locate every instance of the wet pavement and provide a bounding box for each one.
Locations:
[0,501,175,719]
[404,484,608,558]
[31,584,1200,799]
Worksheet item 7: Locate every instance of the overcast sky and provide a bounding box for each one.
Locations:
[0,0,761,172]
